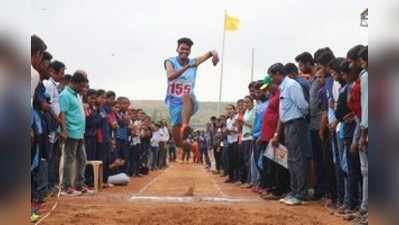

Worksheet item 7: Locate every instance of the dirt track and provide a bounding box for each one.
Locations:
[41,163,350,225]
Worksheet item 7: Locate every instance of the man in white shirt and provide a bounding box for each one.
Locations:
[150,123,162,170]
[224,104,240,183]
[159,121,170,168]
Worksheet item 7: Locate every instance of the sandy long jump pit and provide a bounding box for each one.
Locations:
[40,163,350,225]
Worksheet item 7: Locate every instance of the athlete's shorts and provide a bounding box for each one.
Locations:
[168,95,199,127]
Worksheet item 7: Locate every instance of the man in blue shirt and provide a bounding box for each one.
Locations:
[269,63,309,206]
[59,71,93,196]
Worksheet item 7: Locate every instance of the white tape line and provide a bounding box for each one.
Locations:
[128,196,260,203]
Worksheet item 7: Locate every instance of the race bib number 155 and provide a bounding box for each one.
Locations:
[168,82,192,97]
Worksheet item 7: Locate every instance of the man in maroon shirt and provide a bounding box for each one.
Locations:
[258,82,290,200]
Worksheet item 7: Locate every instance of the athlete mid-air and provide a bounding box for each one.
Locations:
[164,37,219,147]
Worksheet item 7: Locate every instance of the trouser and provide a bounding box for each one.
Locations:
[221,145,229,173]
[284,119,308,199]
[239,140,252,183]
[257,143,267,188]
[213,146,222,171]
[345,142,361,209]
[332,131,346,205]
[227,142,240,181]
[128,144,140,176]
[31,159,48,203]
[48,139,62,188]
[158,145,167,169]
[310,129,327,197]
[183,147,190,161]
[200,148,211,167]
[84,136,96,186]
[322,132,337,201]
[62,138,87,190]
[151,147,159,169]
[169,145,176,162]
[359,149,368,211]
[96,141,111,183]
[249,142,260,186]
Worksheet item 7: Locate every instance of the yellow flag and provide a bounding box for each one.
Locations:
[224,14,240,31]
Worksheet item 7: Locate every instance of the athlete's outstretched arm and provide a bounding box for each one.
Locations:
[194,50,220,67]
[164,60,193,81]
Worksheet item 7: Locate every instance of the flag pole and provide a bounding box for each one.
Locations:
[250,48,255,82]
[217,10,227,116]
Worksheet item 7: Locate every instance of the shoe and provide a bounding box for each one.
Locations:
[224,179,234,183]
[31,212,40,223]
[234,181,242,186]
[279,195,292,204]
[61,188,82,197]
[80,186,96,195]
[284,197,303,206]
[262,193,281,201]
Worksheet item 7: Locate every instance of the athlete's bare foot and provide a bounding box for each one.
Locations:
[181,124,190,140]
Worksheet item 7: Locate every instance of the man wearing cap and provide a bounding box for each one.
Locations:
[164,37,219,147]
[269,63,309,206]
[248,79,271,191]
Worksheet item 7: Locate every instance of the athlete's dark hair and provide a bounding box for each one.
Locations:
[71,71,89,84]
[106,90,116,99]
[295,52,314,65]
[177,37,194,47]
[358,46,368,62]
[49,60,65,72]
[31,34,47,56]
[42,51,53,62]
[317,51,335,67]
[96,89,106,97]
[328,57,346,72]
[283,63,298,75]
[267,63,285,75]
[347,45,365,60]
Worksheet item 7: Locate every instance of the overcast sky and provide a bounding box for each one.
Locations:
[32,0,367,102]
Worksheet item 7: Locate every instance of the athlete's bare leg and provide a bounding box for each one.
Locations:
[172,125,182,147]
[181,94,193,140]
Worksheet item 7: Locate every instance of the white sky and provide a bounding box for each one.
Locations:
[32,0,367,102]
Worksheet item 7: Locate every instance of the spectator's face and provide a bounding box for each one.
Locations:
[360,58,368,70]
[316,69,326,86]
[51,67,65,82]
[96,94,106,106]
[298,61,312,74]
[348,58,362,75]
[243,97,253,110]
[31,51,43,69]
[106,95,115,105]
[112,103,120,113]
[225,105,234,116]
[249,87,256,99]
[177,43,191,61]
[74,82,88,95]
[120,99,130,111]
[39,59,51,75]
[254,88,262,100]
[87,95,96,106]
[271,72,284,85]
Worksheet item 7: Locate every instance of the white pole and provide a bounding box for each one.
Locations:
[250,48,254,82]
[217,11,227,116]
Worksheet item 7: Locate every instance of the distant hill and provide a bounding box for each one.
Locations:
[131,100,232,129]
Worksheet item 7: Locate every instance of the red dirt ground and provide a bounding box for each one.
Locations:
[40,163,351,225]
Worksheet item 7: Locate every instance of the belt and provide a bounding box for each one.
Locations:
[284,117,305,125]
